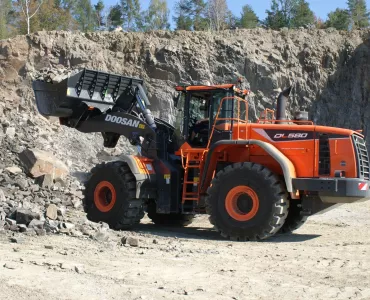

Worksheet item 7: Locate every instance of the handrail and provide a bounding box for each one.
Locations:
[257,109,314,125]
[207,96,249,149]
[258,108,275,124]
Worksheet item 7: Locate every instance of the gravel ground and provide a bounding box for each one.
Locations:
[1,201,370,300]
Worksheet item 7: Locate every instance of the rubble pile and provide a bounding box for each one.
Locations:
[0,82,136,239]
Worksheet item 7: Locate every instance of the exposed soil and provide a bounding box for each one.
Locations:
[1,201,370,300]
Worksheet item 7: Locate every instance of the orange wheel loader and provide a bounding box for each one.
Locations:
[32,68,370,241]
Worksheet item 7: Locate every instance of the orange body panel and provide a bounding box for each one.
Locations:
[247,124,316,178]
[328,138,357,178]
[179,122,360,195]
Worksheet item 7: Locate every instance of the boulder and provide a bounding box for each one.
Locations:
[19,148,69,180]
[16,208,40,225]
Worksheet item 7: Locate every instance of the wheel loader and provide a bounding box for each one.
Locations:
[32,68,370,241]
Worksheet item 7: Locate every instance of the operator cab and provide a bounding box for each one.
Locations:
[173,82,249,148]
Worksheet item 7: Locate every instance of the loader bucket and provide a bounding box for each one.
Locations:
[32,68,149,118]
[32,79,73,117]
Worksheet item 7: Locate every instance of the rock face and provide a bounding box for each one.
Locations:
[1,29,370,134]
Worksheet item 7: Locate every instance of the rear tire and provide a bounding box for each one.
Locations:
[205,162,289,241]
[83,161,144,229]
[278,199,307,234]
[147,202,195,227]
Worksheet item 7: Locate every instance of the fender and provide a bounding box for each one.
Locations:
[200,140,298,197]
[119,155,157,199]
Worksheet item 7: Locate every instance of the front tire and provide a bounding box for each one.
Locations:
[205,162,289,241]
[83,161,144,229]
[278,199,307,234]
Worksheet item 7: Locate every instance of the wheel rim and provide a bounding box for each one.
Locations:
[225,186,259,221]
[94,181,117,212]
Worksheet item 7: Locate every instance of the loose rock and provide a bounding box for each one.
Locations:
[18,224,27,232]
[16,208,40,225]
[35,228,46,236]
[92,231,110,242]
[5,166,22,175]
[3,263,17,270]
[122,236,139,247]
[28,219,45,230]
[0,189,6,202]
[5,127,16,139]
[5,218,16,226]
[46,204,58,220]
[19,148,69,180]
[10,236,25,244]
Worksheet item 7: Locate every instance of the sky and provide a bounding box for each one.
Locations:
[93,0,370,27]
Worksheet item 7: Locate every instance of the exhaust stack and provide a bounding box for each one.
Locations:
[276,86,292,121]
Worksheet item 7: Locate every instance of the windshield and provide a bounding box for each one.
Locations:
[174,92,185,137]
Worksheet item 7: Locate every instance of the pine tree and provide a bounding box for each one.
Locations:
[173,0,207,31]
[347,0,369,29]
[325,8,350,30]
[291,0,314,28]
[120,0,142,31]
[265,0,287,29]
[192,0,207,30]
[107,4,123,28]
[94,0,105,27]
[173,0,193,30]
[265,0,315,29]
[144,0,170,31]
[74,0,95,32]
[240,4,258,28]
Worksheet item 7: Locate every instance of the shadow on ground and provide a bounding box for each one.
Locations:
[133,222,321,243]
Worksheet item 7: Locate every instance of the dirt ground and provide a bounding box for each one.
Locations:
[1,201,370,300]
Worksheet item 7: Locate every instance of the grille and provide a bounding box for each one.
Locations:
[318,134,330,175]
[353,134,370,180]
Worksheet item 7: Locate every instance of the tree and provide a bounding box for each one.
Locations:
[192,0,207,30]
[16,0,43,34]
[240,4,258,28]
[264,0,287,29]
[264,0,316,29]
[291,0,314,28]
[347,0,369,29]
[33,0,77,31]
[325,8,350,30]
[314,15,326,29]
[173,0,207,31]
[120,0,142,31]
[94,0,105,27]
[0,0,12,39]
[206,0,230,31]
[144,0,170,31]
[74,0,95,32]
[107,4,123,28]
[173,0,193,30]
